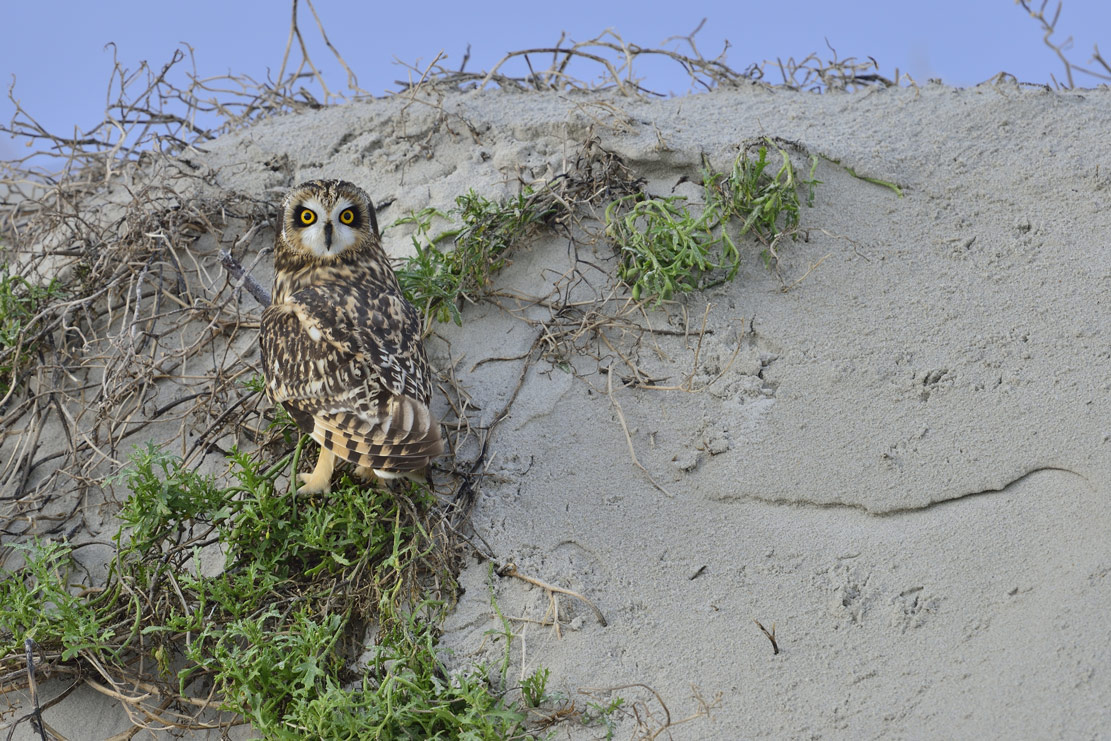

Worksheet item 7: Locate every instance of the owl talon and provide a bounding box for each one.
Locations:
[296,471,331,495]
[296,448,335,494]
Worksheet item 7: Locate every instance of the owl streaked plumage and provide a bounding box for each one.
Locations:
[260,179,443,494]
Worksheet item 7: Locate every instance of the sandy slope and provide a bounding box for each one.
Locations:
[11,81,1111,738]
[418,84,1111,738]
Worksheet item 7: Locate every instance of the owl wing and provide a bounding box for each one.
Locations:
[260,282,442,475]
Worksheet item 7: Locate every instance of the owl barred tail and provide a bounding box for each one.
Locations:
[310,399,443,476]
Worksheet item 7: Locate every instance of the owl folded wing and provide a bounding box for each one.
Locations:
[288,282,431,401]
[260,282,442,472]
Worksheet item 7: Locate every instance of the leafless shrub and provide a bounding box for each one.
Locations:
[0,0,364,538]
[1016,0,1111,88]
[393,22,911,97]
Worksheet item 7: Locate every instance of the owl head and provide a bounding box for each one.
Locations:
[277,179,380,260]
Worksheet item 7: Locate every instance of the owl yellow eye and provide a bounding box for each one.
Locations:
[339,208,355,225]
[298,208,316,226]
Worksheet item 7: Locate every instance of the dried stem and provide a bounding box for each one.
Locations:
[1016,0,1111,88]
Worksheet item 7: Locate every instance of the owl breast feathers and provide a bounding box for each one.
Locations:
[260,179,442,492]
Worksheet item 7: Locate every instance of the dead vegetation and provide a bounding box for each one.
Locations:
[1015,0,1111,88]
[393,20,914,96]
[0,0,382,542]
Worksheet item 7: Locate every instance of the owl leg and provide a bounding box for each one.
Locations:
[298,447,335,494]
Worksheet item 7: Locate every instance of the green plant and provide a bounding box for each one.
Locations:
[581,695,626,740]
[708,142,820,247]
[241,373,266,394]
[605,192,739,303]
[0,541,114,662]
[243,373,298,445]
[394,187,557,328]
[1,442,532,738]
[0,264,64,395]
[110,442,229,550]
[521,666,551,708]
[605,140,820,304]
[484,563,516,690]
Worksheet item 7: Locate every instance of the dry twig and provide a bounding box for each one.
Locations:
[606,368,674,498]
[579,683,721,740]
[1016,0,1111,88]
[754,619,780,655]
[498,562,608,638]
[393,26,907,97]
[23,639,46,741]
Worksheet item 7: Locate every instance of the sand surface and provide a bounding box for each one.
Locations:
[8,81,1111,738]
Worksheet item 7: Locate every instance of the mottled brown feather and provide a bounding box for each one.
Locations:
[259,180,443,483]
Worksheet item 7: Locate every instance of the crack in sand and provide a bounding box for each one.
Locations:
[744,465,1094,517]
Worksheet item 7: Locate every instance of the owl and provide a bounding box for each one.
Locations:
[259,179,443,494]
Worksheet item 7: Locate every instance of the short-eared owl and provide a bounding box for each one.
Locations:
[260,179,443,494]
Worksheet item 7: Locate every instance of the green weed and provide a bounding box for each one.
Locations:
[394,188,555,328]
[521,666,551,708]
[581,695,626,740]
[605,140,820,304]
[605,192,739,303]
[390,139,640,328]
[0,541,114,662]
[1,442,531,738]
[110,442,229,550]
[707,142,821,247]
[0,264,64,395]
[243,373,298,445]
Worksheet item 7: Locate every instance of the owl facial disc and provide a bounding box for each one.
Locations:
[290,197,360,257]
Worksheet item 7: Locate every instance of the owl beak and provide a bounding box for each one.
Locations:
[323,222,334,250]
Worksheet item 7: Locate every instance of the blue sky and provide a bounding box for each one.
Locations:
[3,1,1110,161]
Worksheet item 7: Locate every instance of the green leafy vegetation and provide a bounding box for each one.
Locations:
[707,142,820,246]
[521,666,551,708]
[581,695,627,740]
[394,188,557,328]
[605,192,741,303]
[1,441,535,738]
[605,140,820,304]
[391,141,639,330]
[1,540,114,662]
[243,372,298,444]
[392,139,823,325]
[0,263,64,395]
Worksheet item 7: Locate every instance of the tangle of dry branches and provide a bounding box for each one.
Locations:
[1015,0,1111,88]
